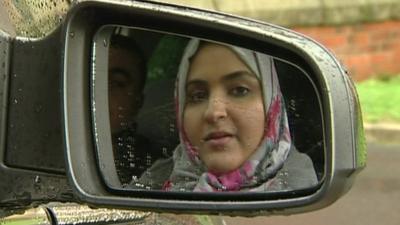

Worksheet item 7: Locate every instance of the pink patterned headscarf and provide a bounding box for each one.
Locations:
[164,39,291,192]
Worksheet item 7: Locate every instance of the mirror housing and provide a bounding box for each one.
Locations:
[59,0,366,216]
[0,26,73,214]
[0,0,365,217]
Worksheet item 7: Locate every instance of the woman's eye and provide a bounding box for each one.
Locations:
[187,90,207,103]
[230,86,250,96]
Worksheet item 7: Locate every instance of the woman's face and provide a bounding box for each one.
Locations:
[183,43,265,175]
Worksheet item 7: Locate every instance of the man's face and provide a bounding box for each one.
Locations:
[108,47,144,133]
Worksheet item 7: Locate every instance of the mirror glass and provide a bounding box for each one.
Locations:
[92,26,324,193]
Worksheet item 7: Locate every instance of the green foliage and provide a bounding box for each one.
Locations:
[195,215,216,225]
[3,219,38,225]
[356,75,400,123]
[147,36,189,82]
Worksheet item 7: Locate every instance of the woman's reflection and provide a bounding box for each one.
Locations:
[135,39,317,192]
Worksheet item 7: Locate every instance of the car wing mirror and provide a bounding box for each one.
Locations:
[62,0,366,215]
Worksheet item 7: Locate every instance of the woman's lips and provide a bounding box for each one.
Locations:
[204,132,233,148]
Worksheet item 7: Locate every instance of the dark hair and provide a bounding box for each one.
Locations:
[110,34,147,89]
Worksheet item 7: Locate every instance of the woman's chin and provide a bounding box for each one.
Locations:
[205,161,242,175]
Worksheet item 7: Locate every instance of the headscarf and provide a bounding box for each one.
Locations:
[163,39,292,192]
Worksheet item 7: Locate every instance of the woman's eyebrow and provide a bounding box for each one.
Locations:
[222,71,256,81]
[186,71,256,88]
[186,79,207,88]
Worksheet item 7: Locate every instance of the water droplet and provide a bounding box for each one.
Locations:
[69,32,75,38]
[35,105,43,113]
[34,175,41,184]
[103,39,108,47]
[80,162,86,169]
[135,183,144,188]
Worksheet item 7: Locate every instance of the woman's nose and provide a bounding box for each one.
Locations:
[204,98,228,123]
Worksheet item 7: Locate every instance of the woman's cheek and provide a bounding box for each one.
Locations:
[183,106,202,144]
[234,100,265,145]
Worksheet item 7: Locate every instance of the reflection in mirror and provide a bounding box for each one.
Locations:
[95,26,324,193]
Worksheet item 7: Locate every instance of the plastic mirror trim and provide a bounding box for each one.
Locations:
[0,30,74,211]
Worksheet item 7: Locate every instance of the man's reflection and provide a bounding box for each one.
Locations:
[108,34,152,185]
[136,39,317,192]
